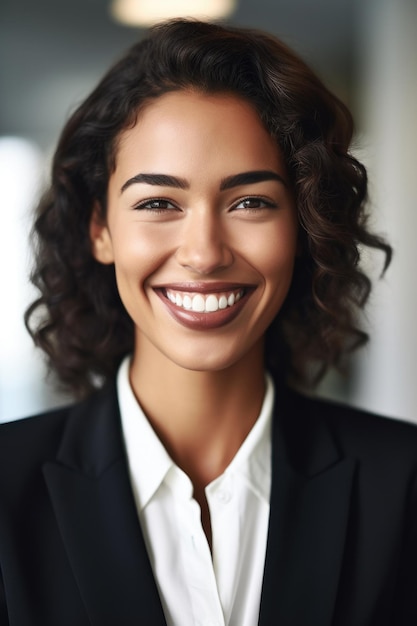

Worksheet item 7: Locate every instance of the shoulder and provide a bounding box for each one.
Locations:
[292,388,417,437]
[0,383,119,483]
[0,404,75,508]
[284,386,417,468]
[0,404,73,460]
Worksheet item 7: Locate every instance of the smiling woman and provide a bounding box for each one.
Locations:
[0,17,417,626]
[90,91,298,376]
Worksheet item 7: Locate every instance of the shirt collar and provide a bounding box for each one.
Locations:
[117,357,173,510]
[117,356,273,510]
[221,373,273,503]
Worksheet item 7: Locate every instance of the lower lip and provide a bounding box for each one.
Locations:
[155,289,252,330]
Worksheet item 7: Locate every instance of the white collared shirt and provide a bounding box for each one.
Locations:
[117,357,273,626]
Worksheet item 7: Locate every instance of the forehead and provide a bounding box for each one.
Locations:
[112,90,285,178]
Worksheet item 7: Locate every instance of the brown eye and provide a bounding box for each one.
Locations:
[234,197,277,211]
[240,198,263,209]
[133,198,178,212]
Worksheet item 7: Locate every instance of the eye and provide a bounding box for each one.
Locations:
[132,198,179,213]
[233,196,277,211]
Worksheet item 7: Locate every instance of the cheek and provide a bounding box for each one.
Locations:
[257,241,298,325]
[111,224,167,280]
[252,224,298,284]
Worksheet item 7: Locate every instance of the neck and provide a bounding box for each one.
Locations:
[129,343,266,490]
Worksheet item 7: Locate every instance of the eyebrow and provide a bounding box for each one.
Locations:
[120,173,188,193]
[220,170,287,190]
[120,170,287,194]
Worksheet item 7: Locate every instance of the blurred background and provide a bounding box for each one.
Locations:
[0,0,416,423]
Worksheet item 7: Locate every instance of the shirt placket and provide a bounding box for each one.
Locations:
[173,471,226,626]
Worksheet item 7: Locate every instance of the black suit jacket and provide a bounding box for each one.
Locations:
[0,381,417,626]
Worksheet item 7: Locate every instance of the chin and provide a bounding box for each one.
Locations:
[164,341,260,374]
[171,355,238,373]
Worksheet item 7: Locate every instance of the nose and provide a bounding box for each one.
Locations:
[175,207,234,275]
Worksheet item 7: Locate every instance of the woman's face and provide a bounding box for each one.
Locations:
[91,90,298,373]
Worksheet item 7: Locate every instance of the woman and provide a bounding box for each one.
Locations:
[0,18,416,626]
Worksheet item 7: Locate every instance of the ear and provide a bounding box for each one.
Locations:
[89,205,114,265]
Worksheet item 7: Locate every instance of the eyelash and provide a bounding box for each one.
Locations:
[132,198,178,213]
[132,196,278,213]
[232,196,278,211]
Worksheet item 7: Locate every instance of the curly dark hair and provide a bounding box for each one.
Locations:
[25,18,391,397]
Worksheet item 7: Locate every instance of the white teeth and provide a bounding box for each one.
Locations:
[219,295,228,309]
[192,294,205,312]
[205,294,219,312]
[165,289,244,313]
[182,294,192,309]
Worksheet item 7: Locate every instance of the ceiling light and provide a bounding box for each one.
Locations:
[111,0,237,27]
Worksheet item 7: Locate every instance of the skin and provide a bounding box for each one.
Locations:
[90,90,298,545]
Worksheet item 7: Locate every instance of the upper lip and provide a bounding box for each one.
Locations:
[152,282,255,294]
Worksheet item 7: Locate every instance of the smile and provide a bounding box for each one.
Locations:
[154,283,254,330]
[165,288,244,313]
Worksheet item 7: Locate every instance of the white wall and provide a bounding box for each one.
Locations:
[0,138,71,421]
[350,0,417,422]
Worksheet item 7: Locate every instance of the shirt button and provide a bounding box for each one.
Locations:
[216,489,231,504]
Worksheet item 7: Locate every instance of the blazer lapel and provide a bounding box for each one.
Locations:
[42,379,354,626]
[259,387,356,626]
[43,385,167,626]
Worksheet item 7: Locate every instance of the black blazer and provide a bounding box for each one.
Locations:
[1,381,417,626]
